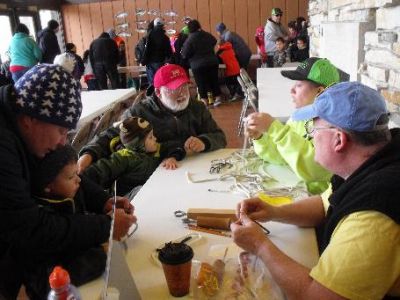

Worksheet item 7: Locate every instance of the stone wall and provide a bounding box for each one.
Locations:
[308,0,400,125]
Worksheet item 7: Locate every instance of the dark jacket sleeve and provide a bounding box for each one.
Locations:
[79,126,120,161]
[79,175,110,214]
[159,142,186,161]
[89,42,95,70]
[83,150,160,195]
[82,151,133,189]
[110,39,119,66]
[0,132,111,258]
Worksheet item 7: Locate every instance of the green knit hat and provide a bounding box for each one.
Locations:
[281,57,340,87]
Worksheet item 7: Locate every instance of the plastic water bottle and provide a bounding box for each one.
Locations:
[47,266,81,300]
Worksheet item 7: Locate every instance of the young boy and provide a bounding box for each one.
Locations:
[83,116,185,196]
[31,144,135,296]
[273,37,287,67]
[291,36,309,62]
[216,40,243,103]
[33,145,117,214]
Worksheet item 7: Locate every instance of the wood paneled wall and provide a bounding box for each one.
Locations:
[62,0,308,67]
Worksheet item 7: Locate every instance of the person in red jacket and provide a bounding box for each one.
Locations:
[216,40,243,102]
[255,26,267,67]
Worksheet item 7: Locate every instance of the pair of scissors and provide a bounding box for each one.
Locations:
[174,210,196,224]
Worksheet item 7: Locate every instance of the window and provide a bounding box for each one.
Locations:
[0,15,12,63]
[18,15,36,40]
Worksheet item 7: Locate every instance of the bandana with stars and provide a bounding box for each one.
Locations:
[13,64,82,130]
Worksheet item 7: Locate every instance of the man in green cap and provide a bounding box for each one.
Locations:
[264,7,288,67]
[245,57,344,195]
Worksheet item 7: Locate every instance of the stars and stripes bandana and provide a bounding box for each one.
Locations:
[13,64,82,129]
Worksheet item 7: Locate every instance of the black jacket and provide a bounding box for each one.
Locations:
[79,95,227,162]
[146,26,172,63]
[0,84,111,262]
[291,46,309,62]
[37,28,61,64]
[89,33,119,67]
[181,30,219,70]
[173,32,189,68]
[318,129,400,253]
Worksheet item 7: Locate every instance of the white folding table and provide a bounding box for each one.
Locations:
[79,149,319,299]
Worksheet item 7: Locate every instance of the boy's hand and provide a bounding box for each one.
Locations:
[162,157,178,170]
[104,196,134,215]
[112,209,137,241]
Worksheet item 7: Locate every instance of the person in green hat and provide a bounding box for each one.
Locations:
[264,7,288,67]
[245,57,344,195]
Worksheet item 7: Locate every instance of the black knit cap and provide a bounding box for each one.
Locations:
[32,145,78,196]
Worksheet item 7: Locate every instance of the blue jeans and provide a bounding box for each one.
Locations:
[11,67,29,83]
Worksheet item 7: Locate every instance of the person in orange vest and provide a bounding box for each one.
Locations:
[108,28,127,88]
[216,40,243,103]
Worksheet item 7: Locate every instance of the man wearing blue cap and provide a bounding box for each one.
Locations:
[0,64,136,299]
[231,82,400,299]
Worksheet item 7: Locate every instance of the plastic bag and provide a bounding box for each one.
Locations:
[192,251,284,299]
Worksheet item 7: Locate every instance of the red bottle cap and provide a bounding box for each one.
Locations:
[49,266,70,289]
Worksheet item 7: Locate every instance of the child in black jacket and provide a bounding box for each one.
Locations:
[30,145,134,298]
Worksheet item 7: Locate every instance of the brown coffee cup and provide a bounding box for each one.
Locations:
[158,242,194,297]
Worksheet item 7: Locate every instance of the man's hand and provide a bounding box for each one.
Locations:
[104,196,134,215]
[236,197,275,222]
[184,136,205,153]
[245,112,275,140]
[231,213,268,255]
[77,153,93,174]
[112,209,137,241]
[162,157,178,170]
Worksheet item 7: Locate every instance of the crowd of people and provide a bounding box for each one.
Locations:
[134,10,308,106]
[0,7,399,300]
[0,19,127,91]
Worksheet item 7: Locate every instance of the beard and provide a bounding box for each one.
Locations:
[161,95,190,112]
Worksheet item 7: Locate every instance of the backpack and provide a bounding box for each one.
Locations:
[134,35,150,65]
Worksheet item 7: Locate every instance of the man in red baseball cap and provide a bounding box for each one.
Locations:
[78,64,226,176]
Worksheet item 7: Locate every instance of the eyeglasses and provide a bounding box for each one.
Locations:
[161,84,189,97]
[304,120,336,139]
